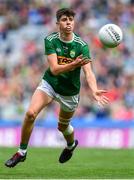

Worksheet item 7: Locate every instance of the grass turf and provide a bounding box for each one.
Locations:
[0,147,134,179]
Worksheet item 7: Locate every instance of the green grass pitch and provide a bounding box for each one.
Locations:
[0,147,134,179]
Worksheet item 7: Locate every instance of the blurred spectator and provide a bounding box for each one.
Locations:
[0,0,134,121]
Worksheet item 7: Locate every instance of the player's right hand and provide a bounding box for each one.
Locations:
[72,55,91,68]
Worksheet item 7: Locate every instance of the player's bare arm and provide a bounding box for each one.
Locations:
[47,54,90,75]
[82,62,109,107]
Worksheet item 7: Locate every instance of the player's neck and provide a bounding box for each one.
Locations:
[59,32,74,42]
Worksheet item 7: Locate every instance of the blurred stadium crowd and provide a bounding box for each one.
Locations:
[0,0,134,122]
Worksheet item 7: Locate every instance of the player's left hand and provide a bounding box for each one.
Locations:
[92,90,109,107]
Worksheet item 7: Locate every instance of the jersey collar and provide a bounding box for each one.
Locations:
[59,32,74,43]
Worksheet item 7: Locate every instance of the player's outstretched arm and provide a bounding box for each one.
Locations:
[47,54,90,75]
[82,62,109,107]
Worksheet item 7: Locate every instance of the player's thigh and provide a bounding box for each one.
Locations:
[28,89,53,114]
[59,108,75,119]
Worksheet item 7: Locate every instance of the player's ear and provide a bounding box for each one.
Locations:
[56,21,60,29]
[56,21,59,25]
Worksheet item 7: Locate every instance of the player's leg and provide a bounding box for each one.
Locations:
[20,89,53,147]
[58,109,75,146]
[5,89,53,168]
[58,108,78,163]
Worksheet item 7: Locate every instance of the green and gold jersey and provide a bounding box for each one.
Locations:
[43,32,91,96]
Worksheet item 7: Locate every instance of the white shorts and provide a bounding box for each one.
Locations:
[37,79,79,112]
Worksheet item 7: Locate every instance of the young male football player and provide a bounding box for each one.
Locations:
[5,8,109,167]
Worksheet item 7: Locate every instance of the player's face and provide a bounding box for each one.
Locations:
[57,15,74,34]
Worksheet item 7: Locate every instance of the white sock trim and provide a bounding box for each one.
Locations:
[18,148,27,156]
[67,141,75,150]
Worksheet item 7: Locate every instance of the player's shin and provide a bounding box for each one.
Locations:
[58,121,75,149]
[63,125,75,149]
[19,110,37,155]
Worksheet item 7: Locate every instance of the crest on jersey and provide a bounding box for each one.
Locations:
[70,50,75,58]
[56,48,61,52]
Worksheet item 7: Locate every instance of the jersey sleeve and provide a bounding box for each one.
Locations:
[82,44,91,59]
[44,38,56,55]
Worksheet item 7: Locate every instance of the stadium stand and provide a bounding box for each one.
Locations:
[0,0,134,122]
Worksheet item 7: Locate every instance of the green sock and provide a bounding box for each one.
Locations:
[20,143,28,150]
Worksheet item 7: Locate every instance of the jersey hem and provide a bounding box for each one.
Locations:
[42,78,80,96]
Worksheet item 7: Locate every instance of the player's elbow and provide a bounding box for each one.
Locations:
[50,67,60,76]
[51,70,59,76]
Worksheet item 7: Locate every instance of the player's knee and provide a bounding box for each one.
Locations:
[26,109,37,122]
[58,123,68,132]
[58,123,74,135]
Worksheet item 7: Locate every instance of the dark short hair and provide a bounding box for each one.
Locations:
[56,8,75,22]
